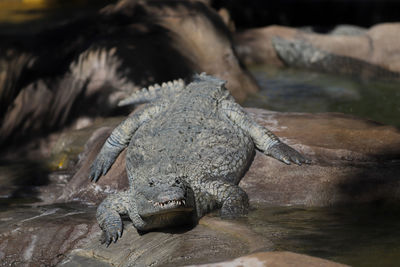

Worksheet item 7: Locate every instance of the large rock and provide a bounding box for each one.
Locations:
[242,108,400,206]
[0,204,99,266]
[0,204,272,266]
[60,216,272,267]
[53,108,400,206]
[235,23,400,79]
[0,0,258,147]
[102,0,258,101]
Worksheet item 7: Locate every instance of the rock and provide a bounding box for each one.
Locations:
[60,216,272,267]
[0,204,100,267]
[0,204,272,266]
[54,108,400,206]
[241,109,400,206]
[53,125,128,205]
[235,23,400,79]
[187,251,349,267]
[103,0,258,101]
[235,25,294,67]
[0,0,258,147]
[328,25,367,36]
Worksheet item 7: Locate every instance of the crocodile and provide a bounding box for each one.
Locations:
[89,73,309,246]
[271,37,400,81]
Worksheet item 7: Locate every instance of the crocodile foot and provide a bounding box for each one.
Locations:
[220,190,249,219]
[89,152,118,182]
[268,142,310,165]
[99,215,123,247]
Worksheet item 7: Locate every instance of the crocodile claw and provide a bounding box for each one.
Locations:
[101,224,123,247]
[268,142,310,166]
[89,154,115,182]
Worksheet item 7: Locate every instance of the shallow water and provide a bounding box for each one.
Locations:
[244,65,400,266]
[245,65,400,128]
[247,204,400,267]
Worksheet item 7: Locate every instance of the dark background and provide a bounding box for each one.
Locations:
[212,0,400,31]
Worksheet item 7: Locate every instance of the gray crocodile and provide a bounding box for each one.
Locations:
[272,37,400,81]
[89,73,309,246]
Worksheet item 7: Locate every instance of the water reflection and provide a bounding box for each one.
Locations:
[245,65,400,128]
[248,204,400,267]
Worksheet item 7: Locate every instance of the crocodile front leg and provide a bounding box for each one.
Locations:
[192,177,249,219]
[96,191,147,246]
[219,99,310,165]
[89,104,163,182]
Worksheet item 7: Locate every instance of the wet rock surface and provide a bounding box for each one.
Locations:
[0,203,99,266]
[0,203,272,267]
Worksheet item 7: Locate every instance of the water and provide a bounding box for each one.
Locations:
[245,65,400,128]
[248,204,400,267]
[243,65,400,266]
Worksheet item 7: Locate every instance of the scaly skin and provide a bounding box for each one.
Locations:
[89,73,310,246]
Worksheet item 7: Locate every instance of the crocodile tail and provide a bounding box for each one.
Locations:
[118,78,185,106]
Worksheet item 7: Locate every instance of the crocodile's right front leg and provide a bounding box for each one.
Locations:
[89,104,162,182]
[96,190,147,246]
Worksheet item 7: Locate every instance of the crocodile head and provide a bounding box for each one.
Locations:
[134,175,196,229]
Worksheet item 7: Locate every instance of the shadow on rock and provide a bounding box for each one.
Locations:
[241,109,400,207]
[336,160,400,204]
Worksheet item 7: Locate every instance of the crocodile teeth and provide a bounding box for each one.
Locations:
[162,82,167,87]
[167,81,173,87]
[153,199,187,207]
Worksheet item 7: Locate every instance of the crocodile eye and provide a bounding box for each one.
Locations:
[149,181,154,187]
[175,179,180,184]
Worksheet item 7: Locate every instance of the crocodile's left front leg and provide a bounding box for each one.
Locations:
[192,177,249,219]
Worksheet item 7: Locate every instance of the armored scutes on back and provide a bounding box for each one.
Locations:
[89,73,310,246]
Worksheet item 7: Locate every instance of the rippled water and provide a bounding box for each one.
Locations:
[248,204,400,267]
[245,65,400,128]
